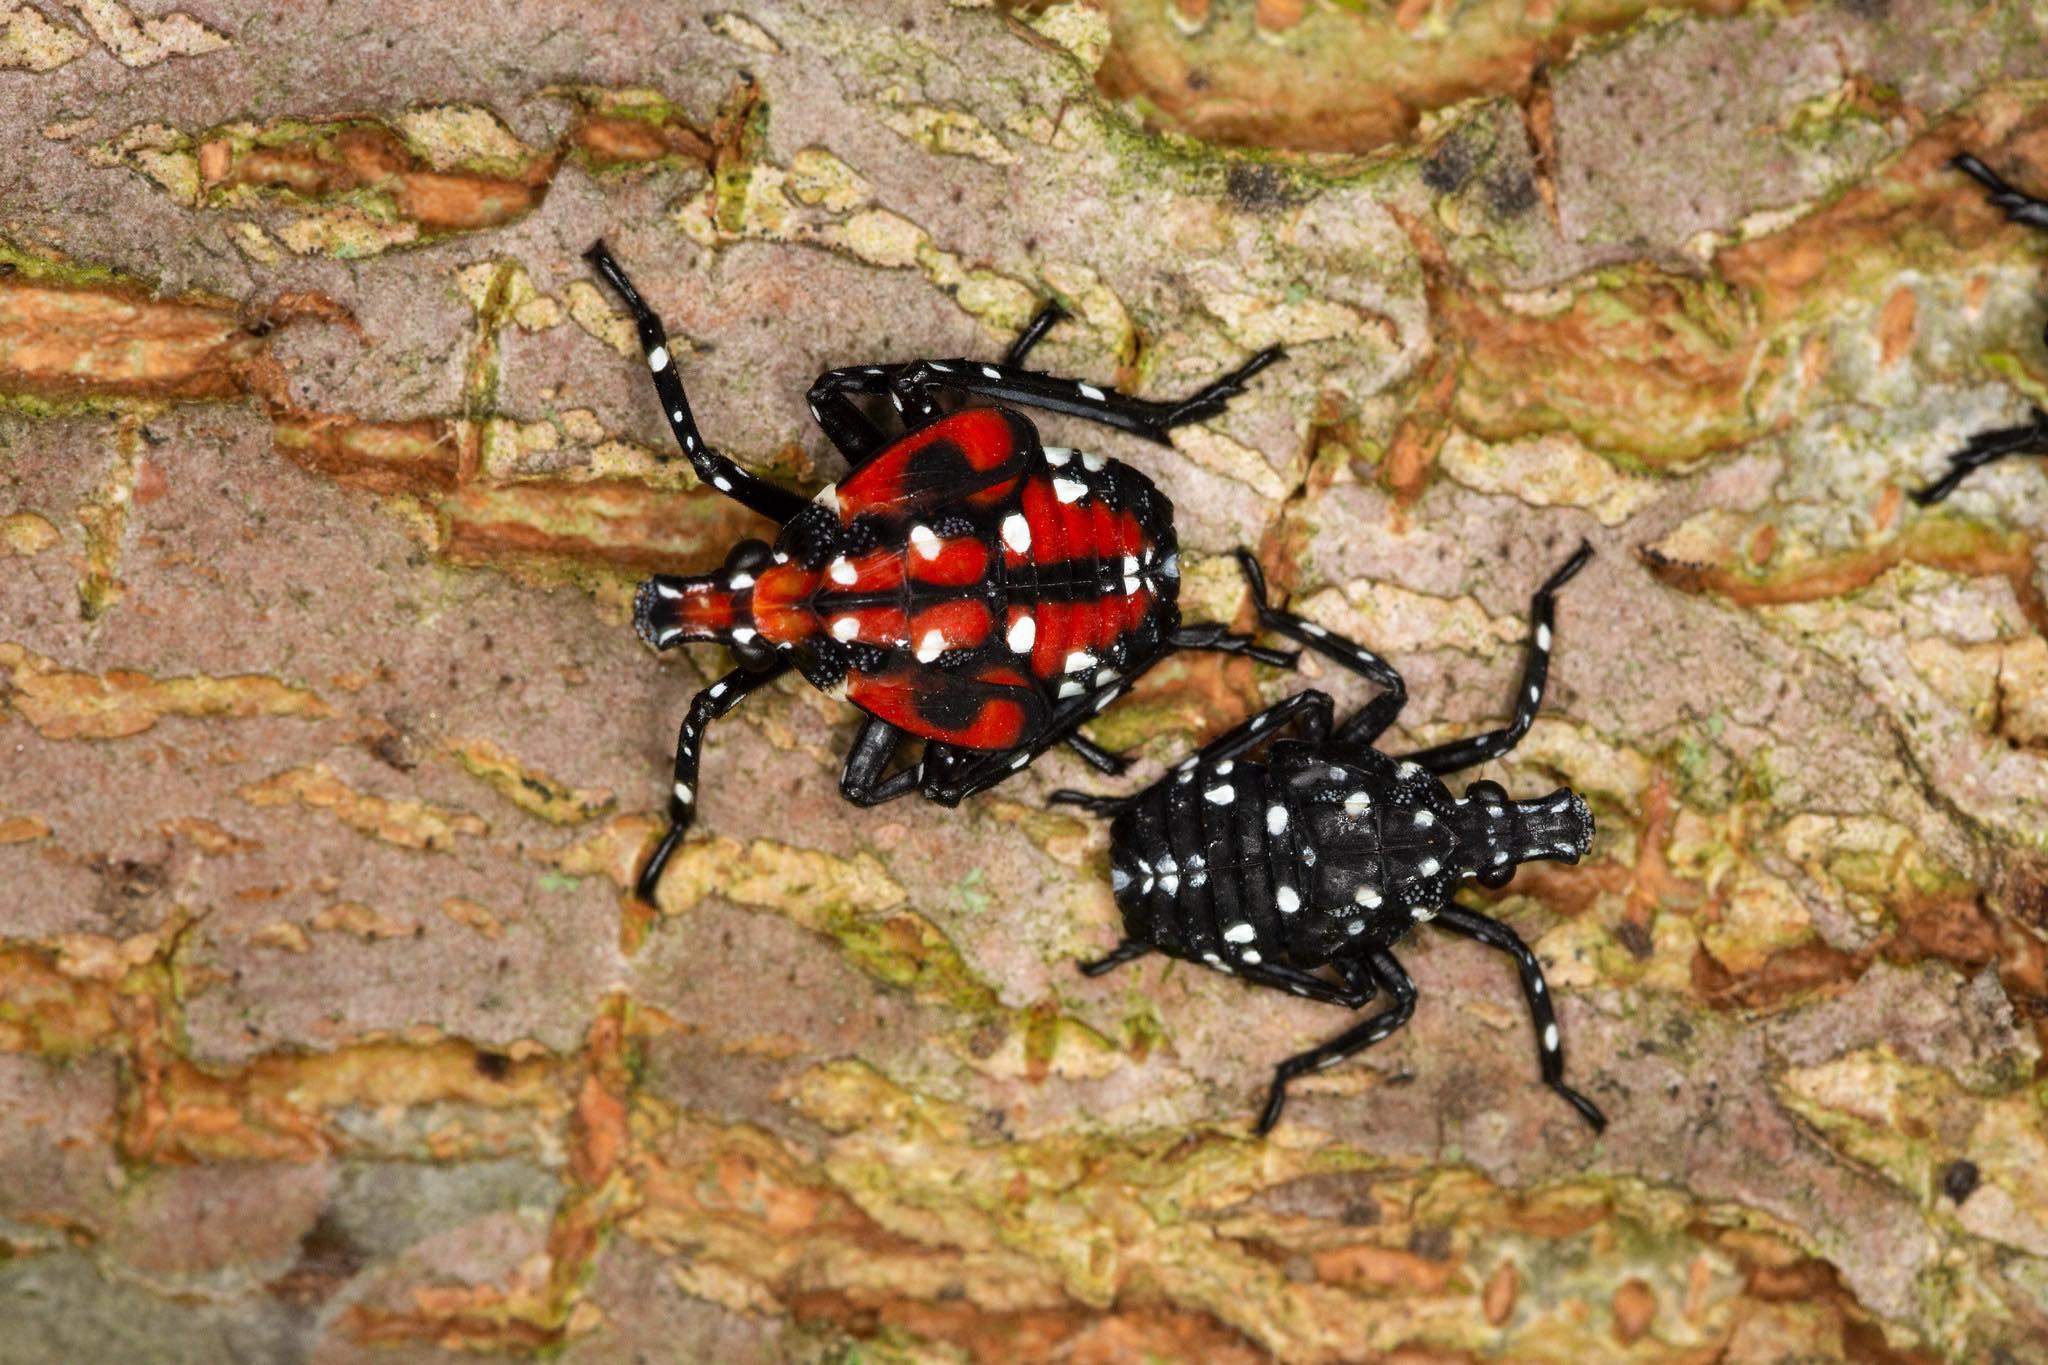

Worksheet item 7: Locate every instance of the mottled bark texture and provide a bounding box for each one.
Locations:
[2,1,2048,1360]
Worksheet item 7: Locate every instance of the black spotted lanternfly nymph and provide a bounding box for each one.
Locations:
[1055,545,1607,1134]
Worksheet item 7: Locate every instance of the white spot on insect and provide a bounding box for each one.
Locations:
[672,781,692,803]
[1054,477,1088,503]
[925,361,951,373]
[1532,978,1545,995]
[1188,871,1208,889]
[1488,805,1505,820]
[1124,574,1142,595]
[1011,751,1031,769]
[1275,885,1300,913]
[732,628,759,646]
[1176,769,1194,785]
[1002,513,1031,553]
[1205,784,1235,805]
[1111,867,1131,892]
[1411,905,1437,922]
[814,483,840,510]
[1077,382,1106,401]
[1536,623,1552,650]
[1493,850,1510,865]
[1094,668,1118,687]
[1122,554,1140,573]
[910,524,940,559]
[1186,853,1205,871]
[1045,447,1072,467]
[728,573,755,590]
[1094,689,1120,712]
[1413,809,1435,827]
[1267,806,1288,835]
[1554,843,1576,857]
[713,476,734,493]
[916,630,946,663]
[655,581,683,600]
[1417,857,1440,877]
[1343,791,1370,818]
[1064,650,1097,673]
[1543,1023,1560,1052]
[1159,552,1180,580]
[1159,874,1180,895]
[1081,450,1106,471]
[672,409,685,423]
[1156,855,1178,874]
[647,345,669,372]
[831,616,860,642]
[684,434,700,451]
[1299,621,1327,637]
[1302,847,1317,866]
[1528,685,1541,703]
[1354,886,1381,909]
[1396,761,1422,780]
[828,557,857,585]
[1202,952,1221,966]
[1241,949,1262,964]
[1551,797,1572,813]
[1215,761,1235,776]
[864,366,884,375]
[980,365,1002,380]
[708,682,728,699]
[657,626,682,646]
[1007,614,1036,653]
[1345,921,1364,936]
[774,553,788,565]
[1224,922,1255,944]
[1058,679,1086,699]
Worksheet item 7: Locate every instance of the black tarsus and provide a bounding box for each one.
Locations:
[1257,951,1417,1135]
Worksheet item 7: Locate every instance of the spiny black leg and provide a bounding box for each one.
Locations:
[1911,408,2048,505]
[1078,939,1151,977]
[1048,788,1128,816]
[1003,300,1069,366]
[637,659,794,902]
[584,241,808,525]
[1173,688,1333,771]
[807,363,946,445]
[1234,958,1378,1008]
[1434,902,1607,1132]
[839,715,920,807]
[1231,548,1409,748]
[888,344,1283,446]
[1953,152,2048,229]
[1398,540,1593,776]
[1256,950,1416,1136]
[1168,622,1298,669]
[1064,732,1132,776]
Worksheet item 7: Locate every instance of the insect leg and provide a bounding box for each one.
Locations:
[1231,548,1409,746]
[1078,939,1151,976]
[1912,408,2048,505]
[1168,621,1298,669]
[1256,950,1416,1135]
[839,715,922,807]
[805,363,946,453]
[584,241,808,525]
[1063,732,1133,775]
[1234,958,1378,1008]
[637,659,794,903]
[1434,902,1607,1131]
[887,345,1283,446]
[1398,540,1592,775]
[1954,152,2048,230]
[1003,300,1069,366]
[1047,789,1129,816]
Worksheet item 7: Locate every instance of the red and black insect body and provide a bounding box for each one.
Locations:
[585,243,1292,902]
[1053,544,1607,1136]
[1914,154,2048,504]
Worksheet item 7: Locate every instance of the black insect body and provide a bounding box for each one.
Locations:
[1914,154,2048,505]
[1054,544,1607,1135]
[584,243,1293,902]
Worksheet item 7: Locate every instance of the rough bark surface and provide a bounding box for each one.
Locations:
[3,1,2048,1361]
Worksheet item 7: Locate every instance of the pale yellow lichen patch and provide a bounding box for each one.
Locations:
[1040,260,1135,359]
[0,814,50,844]
[531,813,654,888]
[0,2,88,71]
[249,921,312,953]
[1293,577,1522,661]
[0,643,335,741]
[159,815,259,854]
[1908,634,2048,746]
[86,122,201,204]
[441,898,504,939]
[275,205,421,258]
[1504,720,1657,809]
[59,0,227,67]
[1025,0,1111,69]
[705,11,781,53]
[1168,423,1293,500]
[228,220,282,265]
[1697,869,1813,976]
[443,736,615,825]
[649,835,905,920]
[953,1013,1126,1083]
[456,260,563,332]
[0,512,59,556]
[1201,289,1387,352]
[311,901,414,941]
[876,88,1017,166]
[980,798,1102,869]
[238,763,488,851]
[1437,429,1663,527]
[785,147,870,211]
[562,280,637,357]
[49,931,160,982]
[393,104,540,174]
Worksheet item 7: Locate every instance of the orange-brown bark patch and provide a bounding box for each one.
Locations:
[785,1292,1268,1365]
[438,478,776,575]
[205,123,555,233]
[0,277,267,402]
[271,413,471,495]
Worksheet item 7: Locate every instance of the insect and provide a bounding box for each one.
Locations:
[1914,153,2048,505]
[584,242,1293,902]
[1052,543,1607,1135]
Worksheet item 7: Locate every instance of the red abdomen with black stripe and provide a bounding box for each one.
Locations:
[643,407,1182,751]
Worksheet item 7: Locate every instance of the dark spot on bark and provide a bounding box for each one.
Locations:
[1408,1225,1452,1261]
[1422,137,1475,194]
[95,857,169,929]
[1941,1159,1980,1203]
[1187,68,1210,91]
[474,1050,512,1080]
[1614,919,1654,960]
[267,1210,366,1308]
[1226,164,1294,214]
[1340,1201,1378,1226]
[1486,166,1538,217]
[966,1022,1004,1059]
